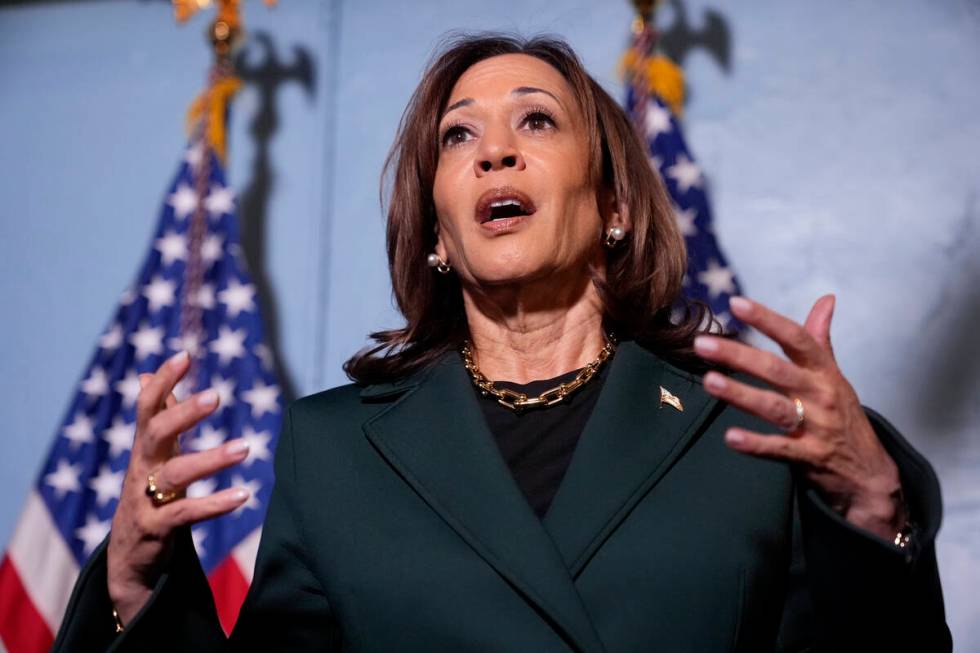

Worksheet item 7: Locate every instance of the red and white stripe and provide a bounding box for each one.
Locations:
[0,491,259,651]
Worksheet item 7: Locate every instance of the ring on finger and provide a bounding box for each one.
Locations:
[145,470,180,507]
[785,397,805,434]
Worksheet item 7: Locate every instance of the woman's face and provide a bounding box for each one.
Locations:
[432,54,617,288]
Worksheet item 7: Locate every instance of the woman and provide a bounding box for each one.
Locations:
[53,34,950,652]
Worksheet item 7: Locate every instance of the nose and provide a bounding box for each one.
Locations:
[473,128,526,176]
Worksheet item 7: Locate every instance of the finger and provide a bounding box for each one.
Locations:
[155,487,251,528]
[723,428,825,465]
[703,371,804,432]
[728,296,831,370]
[141,388,219,460]
[693,336,809,391]
[154,439,250,493]
[136,351,191,434]
[803,294,835,356]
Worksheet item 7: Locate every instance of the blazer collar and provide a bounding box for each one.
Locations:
[361,341,718,652]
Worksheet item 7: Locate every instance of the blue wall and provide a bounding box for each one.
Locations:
[2,0,979,644]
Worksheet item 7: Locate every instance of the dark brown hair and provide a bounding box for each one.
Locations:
[344,33,716,385]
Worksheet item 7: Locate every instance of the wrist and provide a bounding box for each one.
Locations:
[843,478,907,541]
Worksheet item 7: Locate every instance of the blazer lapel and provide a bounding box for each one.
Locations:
[542,342,721,576]
[362,355,608,653]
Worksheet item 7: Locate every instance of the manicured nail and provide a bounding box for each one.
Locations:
[725,429,744,445]
[231,488,250,502]
[226,439,249,456]
[729,296,752,315]
[703,372,726,390]
[168,350,189,367]
[694,336,718,353]
[197,389,218,407]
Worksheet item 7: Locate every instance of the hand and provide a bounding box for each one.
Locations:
[693,295,906,541]
[107,351,251,626]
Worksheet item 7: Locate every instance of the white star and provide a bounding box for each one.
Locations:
[168,183,198,220]
[191,527,208,556]
[115,371,142,409]
[188,424,226,452]
[242,380,279,420]
[167,332,203,358]
[99,324,123,351]
[45,459,81,498]
[81,368,110,399]
[201,234,224,266]
[185,142,205,171]
[103,416,135,458]
[204,185,235,217]
[129,323,165,360]
[674,206,698,237]
[241,426,272,466]
[209,326,247,365]
[218,279,256,318]
[142,276,177,313]
[187,478,217,498]
[210,375,236,408]
[645,101,673,137]
[698,259,737,299]
[63,414,95,449]
[194,283,216,310]
[254,343,274,371]
[666,154,703,193]
[88,464,124,507]
[172,377,194,402]
[155,231,188,266]
[231,475,262,516]
[75,515,111,555]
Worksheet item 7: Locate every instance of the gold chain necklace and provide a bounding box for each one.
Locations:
[461,335,616,411]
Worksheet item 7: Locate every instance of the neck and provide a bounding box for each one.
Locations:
[461,266,607,384]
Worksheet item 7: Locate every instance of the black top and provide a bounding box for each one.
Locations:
[474,360,611,519]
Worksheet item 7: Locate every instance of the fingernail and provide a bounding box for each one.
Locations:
[725,429,745,445]
[168,350,189,367]
[197,389,218,407]
[226,439,249,456]
[231,488,249,502]
[703,372,726,390]
[729,296,751,315]
[694,336,718,353]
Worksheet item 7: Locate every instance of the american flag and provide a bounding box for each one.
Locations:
[0,136,281,652]
[626,47,745,334]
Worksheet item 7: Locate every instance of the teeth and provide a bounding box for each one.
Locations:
[490,199,522,209]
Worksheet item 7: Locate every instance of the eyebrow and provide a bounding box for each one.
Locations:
[441,86,564,120]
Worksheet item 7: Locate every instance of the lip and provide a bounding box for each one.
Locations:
[474,186,537,230]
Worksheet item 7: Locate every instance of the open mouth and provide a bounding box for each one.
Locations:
[475,187,536,225]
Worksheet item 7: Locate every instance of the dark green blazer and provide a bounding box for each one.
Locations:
[53,342,951,652]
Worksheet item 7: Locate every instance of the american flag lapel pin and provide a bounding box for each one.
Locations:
[659,386,683,412]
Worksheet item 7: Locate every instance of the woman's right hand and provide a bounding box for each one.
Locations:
[106,350,251,626]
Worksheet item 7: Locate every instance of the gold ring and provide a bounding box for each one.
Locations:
[145,471,179,507]
[788,397,805,433]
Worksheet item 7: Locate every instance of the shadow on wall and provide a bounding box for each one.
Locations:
[234,31,315,406]
[916,192,980,441]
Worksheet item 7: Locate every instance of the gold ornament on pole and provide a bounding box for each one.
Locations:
[171,0,276,161]
[621,0,685,116]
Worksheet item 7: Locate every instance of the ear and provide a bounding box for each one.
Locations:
[599,185,628,233]
[433,219,448,261]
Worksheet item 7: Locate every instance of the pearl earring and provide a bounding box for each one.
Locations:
[427,252,451,274]
[604,225,626,248]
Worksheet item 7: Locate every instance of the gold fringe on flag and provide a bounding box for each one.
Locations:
[184,75,242,163]
[619,50,686,117]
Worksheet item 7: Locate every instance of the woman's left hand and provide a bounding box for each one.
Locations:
[693,294,906,541]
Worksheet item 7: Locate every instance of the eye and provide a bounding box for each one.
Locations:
[521,108,557,132]
[440,124,472,148]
